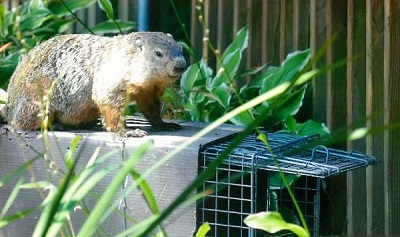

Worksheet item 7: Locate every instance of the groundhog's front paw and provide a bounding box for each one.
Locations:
[152,122,182,131]
[125,128,148,137]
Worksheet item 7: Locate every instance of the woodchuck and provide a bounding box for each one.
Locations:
[4,32,186,136]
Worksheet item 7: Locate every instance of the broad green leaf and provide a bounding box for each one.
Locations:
[181,60,212,94]
[82,20,136,35]
[190,92,206,106]
[48,0,97,16]
[268,173,300,190]
[98,0,114,20]
[221,26,248,59]
[295,119,330,137]
[28,0,47,12]
[204,105,225,122]
[208,49,242,90]
[284,116,297,133]
[251,66,279,89]
[229,110,254,126]
[210,86,231,109]
[261,50,310,93]
[273,86,307,121]
[235,64,267,81]
[180,62,201,93]
[244,211,309,237]
[258,86,307,127]
[0,5,4,33]
[195,222,211,237]
[19,12,55,31]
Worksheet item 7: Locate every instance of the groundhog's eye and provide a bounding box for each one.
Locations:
[155,51,163,57]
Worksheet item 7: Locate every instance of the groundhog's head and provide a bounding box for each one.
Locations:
[131,32,186,83]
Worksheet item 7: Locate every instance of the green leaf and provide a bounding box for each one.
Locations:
[82,20,136,35]
[19,11,55,31]
[284,116,297,133]
[98,0,114,20]
[273,86,307,121]
[0,53,20,88]
[210,86,231,109]
[0,5,5,33]
[28,0,47,12]
[235,64,267,80]
[208,50,242,89]
[283,116,331,137]
[244,211,310,237]
[180,62,201,93]
[229,110,254,126]
[195,222,211,237]
[181,60,212,94]
[268,173,300,190]
[207,27,248,90]
[257,85,307,128]
[204,104,225,122]
[48,0,97,17]
[221,26,248,58]
[261,50,310,93]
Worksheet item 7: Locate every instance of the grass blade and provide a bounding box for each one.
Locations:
[77,140,153,237]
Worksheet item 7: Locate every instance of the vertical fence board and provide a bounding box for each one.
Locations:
[262,0,281,65]
[202,0,210,64]
[284,0,294,55]
[346,0,367,235]
[190,0,203,62]
[384,0,400,235]
[326,0,348,234]
[234,0,248,37]
[294,0,310,51]
[279,0,286,61]
[216,0,234,54]
[310,0,327,123]
[366,0,385,235]
[249,0,263,70]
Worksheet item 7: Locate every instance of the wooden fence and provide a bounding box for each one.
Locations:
[190,0,400,236]
[2,0,400,236]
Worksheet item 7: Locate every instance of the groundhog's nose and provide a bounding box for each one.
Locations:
[173,57,186,74]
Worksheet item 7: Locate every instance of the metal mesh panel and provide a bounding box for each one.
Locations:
[198,152,256,236]
[197,132,376,236]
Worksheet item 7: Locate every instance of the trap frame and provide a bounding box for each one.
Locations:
[197,131,376,236]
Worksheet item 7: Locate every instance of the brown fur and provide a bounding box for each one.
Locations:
[5,32,186,135]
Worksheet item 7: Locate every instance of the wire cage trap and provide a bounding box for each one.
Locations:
[197,131,376,237]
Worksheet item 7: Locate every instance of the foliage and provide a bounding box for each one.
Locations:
[0,0,135,90]
[0,1,340,237]
[180,27,327,136]
[244,211,310,237]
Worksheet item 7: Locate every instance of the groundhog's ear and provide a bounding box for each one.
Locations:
[134,36,143,51]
